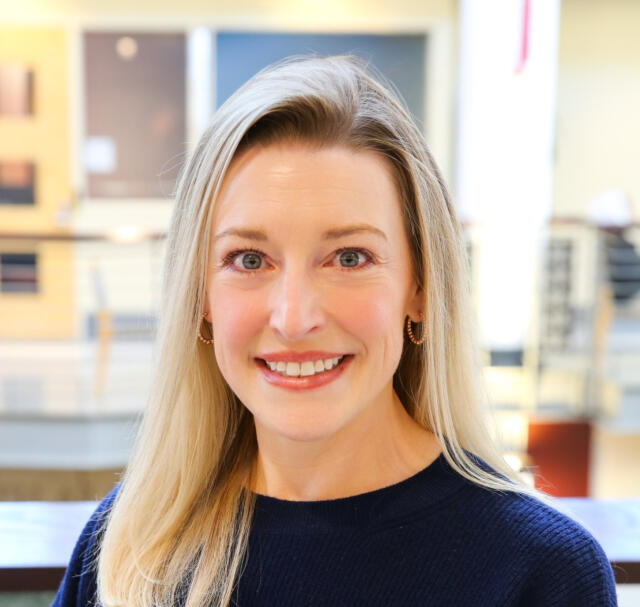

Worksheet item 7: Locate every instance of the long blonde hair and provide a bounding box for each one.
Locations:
[96,54,553,606]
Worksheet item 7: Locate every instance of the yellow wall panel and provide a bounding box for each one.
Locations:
[0,241,75,339]
[0,28,74,338]
[0,28,71,232]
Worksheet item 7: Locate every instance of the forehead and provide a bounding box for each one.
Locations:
[211,143,402,230]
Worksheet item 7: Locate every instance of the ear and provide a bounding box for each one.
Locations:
[407,285,424,322]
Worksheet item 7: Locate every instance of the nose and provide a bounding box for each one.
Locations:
[268,262,324,342]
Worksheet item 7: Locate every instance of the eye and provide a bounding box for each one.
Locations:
[334,248,375,270]
[219,247,375,274]
[221,248,267,272]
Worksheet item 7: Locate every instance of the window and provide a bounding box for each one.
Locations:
[0,64,34,116]
[0,162,35,205]
[216,32,426,124]
[84,32,186,198]
[0,253,38,293]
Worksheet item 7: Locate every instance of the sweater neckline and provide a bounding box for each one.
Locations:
[250,450,466,531]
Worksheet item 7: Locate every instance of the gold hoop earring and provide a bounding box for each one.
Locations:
[198,313,213,345]
[406,315,425,345]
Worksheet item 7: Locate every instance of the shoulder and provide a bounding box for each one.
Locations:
[504,492,617,604]
[453,452,607,551]
[85,482,121,527]
[51,483,122,607]
[447,459,618,605]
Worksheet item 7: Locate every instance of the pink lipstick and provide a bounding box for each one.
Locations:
[254,355,354,390]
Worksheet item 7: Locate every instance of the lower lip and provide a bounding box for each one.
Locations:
[255,355,354,390]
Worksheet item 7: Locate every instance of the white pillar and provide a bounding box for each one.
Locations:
[456,0,561,354]
[186,27,214,149]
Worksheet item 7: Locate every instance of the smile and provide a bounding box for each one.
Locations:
[263,356,346,377]
[254,355,354,390]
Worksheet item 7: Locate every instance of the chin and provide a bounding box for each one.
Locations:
[257,413,347,444]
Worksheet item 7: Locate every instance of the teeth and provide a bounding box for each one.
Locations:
[300,361,315,376]
[285,362,300,376]
[265,356,345,377]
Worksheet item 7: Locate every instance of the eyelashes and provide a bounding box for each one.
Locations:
[219,247,376,275]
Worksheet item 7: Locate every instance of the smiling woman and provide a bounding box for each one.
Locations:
[53,55,617,607]
[203,143,431,461]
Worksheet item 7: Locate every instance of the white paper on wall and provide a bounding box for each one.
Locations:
[84,136,117,174]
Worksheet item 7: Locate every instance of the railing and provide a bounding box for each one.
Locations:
[0,232,164,421]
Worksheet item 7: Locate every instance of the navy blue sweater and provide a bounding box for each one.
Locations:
[53,451,618,606]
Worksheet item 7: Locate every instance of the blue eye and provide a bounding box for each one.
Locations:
[220,247,375,274]
[239,251,262,270]
[337,249,366,268]
[219,249,266,272]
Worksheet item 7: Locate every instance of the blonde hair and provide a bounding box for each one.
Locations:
[96,54,554,606]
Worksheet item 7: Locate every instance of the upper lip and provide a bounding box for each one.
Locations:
[256,351,350,363]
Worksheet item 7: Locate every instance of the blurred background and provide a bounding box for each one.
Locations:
[1,0,639,499]
[0,0,639,600]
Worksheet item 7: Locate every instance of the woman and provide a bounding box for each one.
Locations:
[53,55,617,606]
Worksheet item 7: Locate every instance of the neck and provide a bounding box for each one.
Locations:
[250,391,441,501]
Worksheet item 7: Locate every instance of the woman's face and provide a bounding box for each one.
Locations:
[205,142,423,443]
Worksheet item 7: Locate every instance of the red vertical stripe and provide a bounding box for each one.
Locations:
[515,0,531,74]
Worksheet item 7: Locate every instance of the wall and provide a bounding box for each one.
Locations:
[0,28,75,338]
[554,0,640,218]
[1,0,456,20]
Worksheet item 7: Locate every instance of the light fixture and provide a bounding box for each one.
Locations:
[116,36,138,61]
[108,225,143,243]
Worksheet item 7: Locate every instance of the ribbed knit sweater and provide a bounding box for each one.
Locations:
[53,451,618,606]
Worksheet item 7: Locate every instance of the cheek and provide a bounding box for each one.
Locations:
[329,288,401,345]
[210,290,263,362]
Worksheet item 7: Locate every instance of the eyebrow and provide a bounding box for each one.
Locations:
[213,223,388,243]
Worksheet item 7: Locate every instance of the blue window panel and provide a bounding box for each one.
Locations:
[216,32,426,126]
